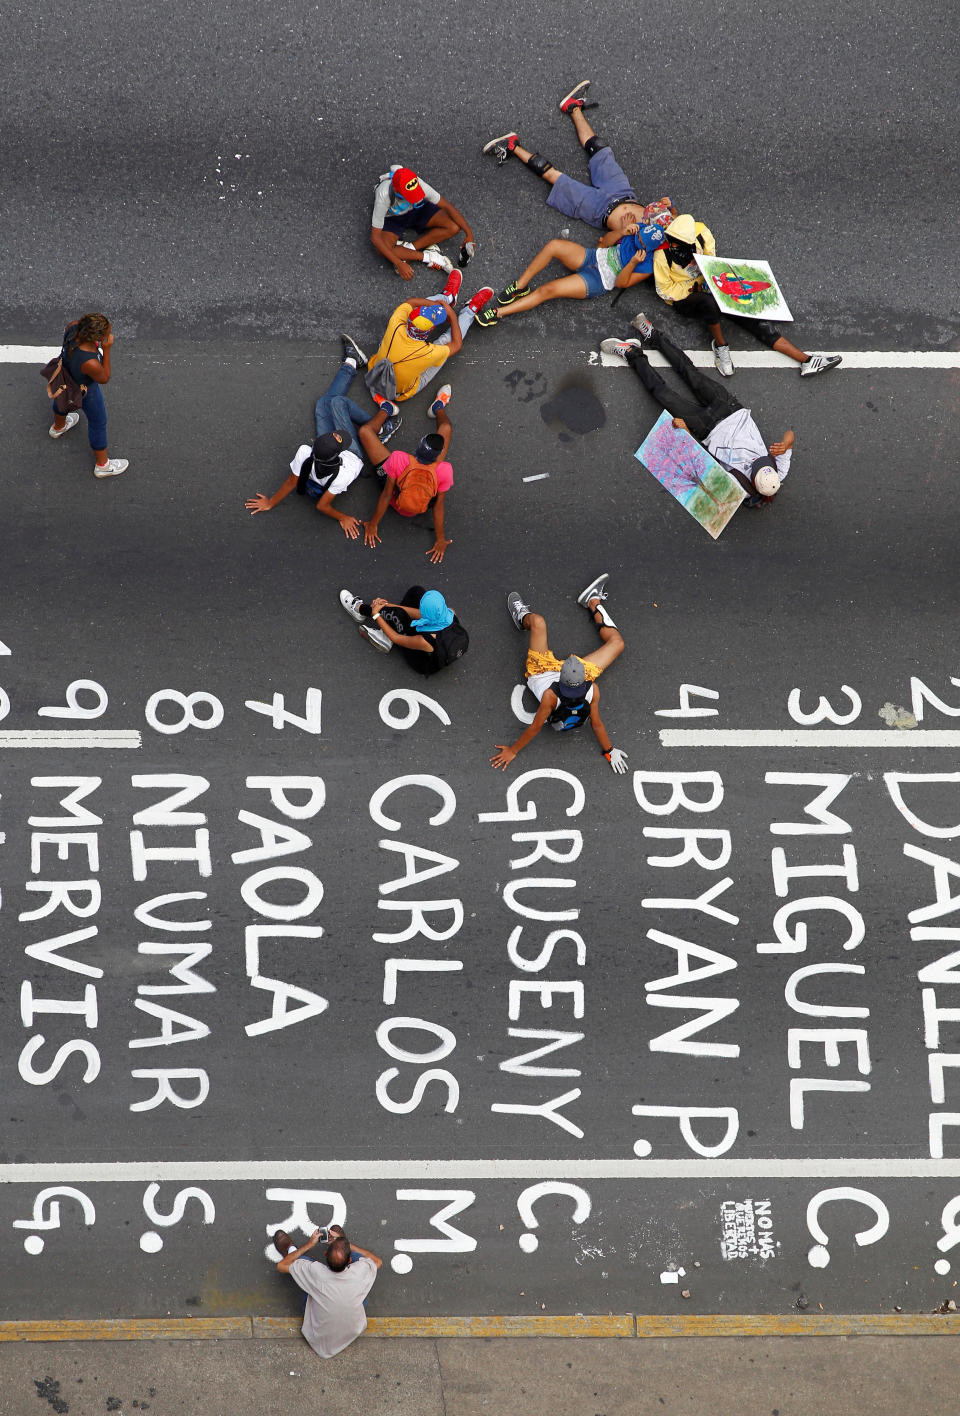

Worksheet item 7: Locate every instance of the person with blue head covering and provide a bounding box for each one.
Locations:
[338,584,469,677]
[472,222,665,329]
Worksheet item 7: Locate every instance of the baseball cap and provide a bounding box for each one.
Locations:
[751,457,781,497]
[555,655,588,699]
[392,167,425,204]
[414,433,444,465]
[312,429,351,465]
[406,302,448,336]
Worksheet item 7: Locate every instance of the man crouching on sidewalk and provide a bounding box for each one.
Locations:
[274,1225,382,1359]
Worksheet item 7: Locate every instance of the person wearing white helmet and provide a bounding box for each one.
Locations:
[602,316,794,508]
[491,575,629,773]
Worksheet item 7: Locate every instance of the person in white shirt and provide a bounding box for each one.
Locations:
[274,1225,382,1360]
[245,337,399,537]
[370,164,475,280]
[602,317,794,508]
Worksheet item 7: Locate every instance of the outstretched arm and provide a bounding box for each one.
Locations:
[491,695,553,769]
[427,491,451,563]
[246,474,298,514]
[277,1229,321,1273]
[363,482,394,547]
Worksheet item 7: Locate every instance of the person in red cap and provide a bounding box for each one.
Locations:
[370,164,476,280]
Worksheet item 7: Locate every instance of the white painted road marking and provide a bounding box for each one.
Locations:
[3,1158,960,1183]
[2,345,958,370]
[660,729,960,748]
[593,348,960,369]
[0,730,142,749]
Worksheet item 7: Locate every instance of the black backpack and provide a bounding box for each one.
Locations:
[429,618,469,669]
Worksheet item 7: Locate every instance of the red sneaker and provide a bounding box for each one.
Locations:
[467,286,495,315]
[559,79,591,113]
[442,268,463,305]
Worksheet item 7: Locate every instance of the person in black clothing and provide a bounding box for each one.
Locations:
[48,313,128,477]
[339,585,468,676]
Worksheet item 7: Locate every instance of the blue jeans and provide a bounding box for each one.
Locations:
[547,144,639,229]
[81,382,107,451]
[314,362,369,459]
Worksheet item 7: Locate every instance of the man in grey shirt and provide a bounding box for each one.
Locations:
[275,1225,382,1358]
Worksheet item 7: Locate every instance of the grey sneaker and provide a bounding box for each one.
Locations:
[800,354,842,377]
[558,79,592,113]
[712,341,734,377]
[576,573,609,608]
[481,132,519,163]
[600,337,643,358]
[507,592,531,631]
[380,414,403,444]
[630,313,655,342]
[341,332,368,366]
[359,624,392,653]
[428,385,452,419]
[339,590,366,623]
[93,457,128,478]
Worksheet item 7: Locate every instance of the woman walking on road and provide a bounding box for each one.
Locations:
[49,313,128,477]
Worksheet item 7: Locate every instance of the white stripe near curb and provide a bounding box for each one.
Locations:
[659,728,960,748]
[1,344,957,370]
[3,1157,960,1183]
[593,348,960,369]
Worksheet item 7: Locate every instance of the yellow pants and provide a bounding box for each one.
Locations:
[525,650,603,682]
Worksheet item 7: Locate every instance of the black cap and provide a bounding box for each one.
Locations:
[313,430,351,466]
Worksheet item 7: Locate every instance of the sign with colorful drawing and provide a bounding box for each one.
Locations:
[694,255,793,321]
[635,411,746,539]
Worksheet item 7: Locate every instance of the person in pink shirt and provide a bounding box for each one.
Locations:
[358,386,455,563]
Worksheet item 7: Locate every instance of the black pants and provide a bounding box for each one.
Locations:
[627,332,741,442]
[360,585,431,674]
[669,287,782,349]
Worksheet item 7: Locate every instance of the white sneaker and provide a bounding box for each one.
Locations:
[800,354,842,377]
[422,245,454,275]
[359,624,392,653]
[49,411,80,439]
[428,385,452,419]
[712,341,734,377]
[93,458,128,478]
[576,573,609,607]
[600,337,643,358]
[339,590,366,623]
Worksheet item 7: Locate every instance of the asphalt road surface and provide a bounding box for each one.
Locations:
[2,0,960,1325]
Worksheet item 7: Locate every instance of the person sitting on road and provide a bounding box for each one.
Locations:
[653,214,842,379]
[602,316,795,507]
[474,222,666,328]
[366,270,493,403]
[482,79,675,240]
[358,386,456,563]
[370,164,476,280]
[245,337,398,538]
[491,575,629,773]
[339,585,469,674]
[274,1225,382,1361]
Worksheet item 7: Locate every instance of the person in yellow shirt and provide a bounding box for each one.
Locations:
[652,214,841,379]
[366,271,494,403]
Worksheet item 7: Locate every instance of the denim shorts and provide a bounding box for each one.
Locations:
[576,251,607,298]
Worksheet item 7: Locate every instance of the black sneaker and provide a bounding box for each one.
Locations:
[380,414,403,444]
[497,281,531,305]
[474,305,500,329]
[342,333,367,365]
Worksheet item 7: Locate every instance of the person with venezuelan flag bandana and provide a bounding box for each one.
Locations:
[365,270,494,402]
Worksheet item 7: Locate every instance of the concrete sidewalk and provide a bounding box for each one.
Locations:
[0,1334,951,1416]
